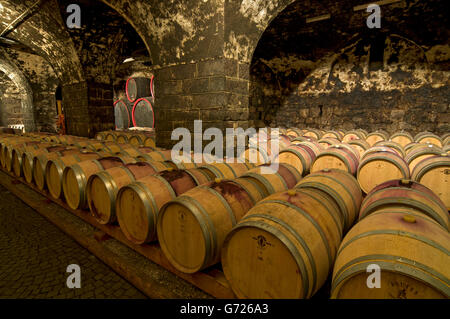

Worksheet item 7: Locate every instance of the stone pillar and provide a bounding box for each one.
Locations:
[154,57,251,148]
[62,81,115,137]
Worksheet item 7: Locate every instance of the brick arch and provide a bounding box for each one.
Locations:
[0,55,35,132]
[0,0,84,84]
[100,0,157,64]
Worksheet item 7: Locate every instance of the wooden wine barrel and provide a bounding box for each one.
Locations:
[361,146,400,160]
[45,152,103,199]
[2,139,38,170]
[114,100,132,130]
[358,179,449,230]
[157,178,257,273]
[304,129,323,140]
[415,132,443,147]
[221,189,343,299]
[366,131,389,146]
[390,131,414,148]
[94,131,107,141]
[126,77,151,103]
[116,167,212,244]
[411,154,450,211]
[87,161,168,224]
[295,169,363,232]
[286,128,303,138]
[444,144,450,154]
[291,136,318,145]
[322,131,343,141]
[132,98,155,128]
[198,162,253,180]
[357,151,409,194]
[318,137,340,148]
[404,142,422,155]
[294,141,323,158]
[136,149,171,162]
[405,144,442,172]
[33,148,83,190]
[240,163,302,197]
[333,143,360,160]
[311,145,359,175]
[241,146,272,166]
[348,139,370,158]
[374,140,405,158]
[128,133,152,147]
[11,142,53,177]
[331,211,450,299]
[62,156,136,210]
[72,140,106,152]
[342,130,366,143]
[105,132,117,142]
[274,145,314,176]
[143,135,156,148]
[22,145,69,184]
[443,134,450,146]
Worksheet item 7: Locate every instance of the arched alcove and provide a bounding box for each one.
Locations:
[249,0,449,134]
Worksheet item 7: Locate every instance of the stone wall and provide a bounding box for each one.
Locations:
[250,0,449,135]
[154,58,250,148]
[0,73,22,127]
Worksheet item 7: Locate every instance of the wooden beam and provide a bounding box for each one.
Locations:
[306,14,331,24]
[354,0,403,12]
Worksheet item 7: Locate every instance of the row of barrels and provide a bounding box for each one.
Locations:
[1,131,448,298]
[243,129,449,211]
[94,130,156,148]
[116,76,155,129]
[221,175,449,299]
[114,98,155,129]
[278,128,449,148]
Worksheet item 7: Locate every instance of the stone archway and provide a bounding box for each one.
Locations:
[0,54,35,132]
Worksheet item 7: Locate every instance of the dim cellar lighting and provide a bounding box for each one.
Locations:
[123,57,135,63]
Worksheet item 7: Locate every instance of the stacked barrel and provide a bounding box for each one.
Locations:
[0,127,448,300]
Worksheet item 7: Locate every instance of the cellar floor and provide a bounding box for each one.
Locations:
[0,183,147,299]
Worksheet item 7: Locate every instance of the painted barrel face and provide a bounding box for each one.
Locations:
[311,146,359,175]
[411,154,450,211]
[366,131,389,146]
[357,151,410,194]
[295,169,362,232]
[114,100,132,130]
[390,132,414,148]
[274,145,314,176]
[221,189,343,299]
[126,77,151,103]
[62,156,135,211]
[358,179,449,230]
[331,211,450,299]
[157,179,256,273]
[132,98,155,128]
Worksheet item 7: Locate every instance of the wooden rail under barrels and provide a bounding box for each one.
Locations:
[0,169,235,299]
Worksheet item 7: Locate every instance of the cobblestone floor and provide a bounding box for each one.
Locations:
[0,183,147,299]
